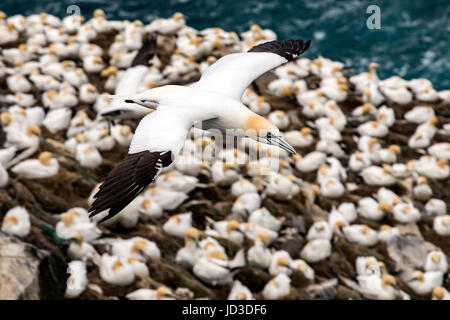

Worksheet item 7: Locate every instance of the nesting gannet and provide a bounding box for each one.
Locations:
[144,186,188,210]
[192,249,244,286]
[11,151,59,179]
[361,165,396,186]
[249,207,281,231]
[300,239,332,263]
[65,261,88,299]
[67,232,100,264]
[155,170,198,193]
[307,220,332,241]
[89,39,310,222]
[433,216,450,236]
[413,176,433,201]
[232,192,262,215]
[335,202,358,223]
[247,230,272,269]
[212,220,244,245]
[392,202,421,224]
[42,108,72,133]
[357,198,391,221]
[295,151,326,172]
[99,254,135,286]
[432,287,450,300]
[138,198,163,219]
[405,106,435,123]
[425,199,447,216]
[262,273,291,300]
[424,251,448,273]
[342,224,378,246]
[175,227,203,268]
[231,178,258,196]
[55,210,101,242]
[378,225,400,242]
[75,143,102,169]
[126,286,176,300]
[357,274,402,300]
[1,206,31,238]
[228,280,254,300]
[111,237,161,262]
[407,271,443,296]
[428,143,450,160]
[416,157,449,180]
[162,212,192,238]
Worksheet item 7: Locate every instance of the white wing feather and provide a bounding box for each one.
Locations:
[128,109,191,156]
[191,52,287,100]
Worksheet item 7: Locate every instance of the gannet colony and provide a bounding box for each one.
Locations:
[0,10,449,300]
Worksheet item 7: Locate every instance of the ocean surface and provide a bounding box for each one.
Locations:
[1,0,449,89]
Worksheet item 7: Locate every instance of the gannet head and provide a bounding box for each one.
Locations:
[276,256,291,268]
[433,287,444,300]
[243,113,296,154]
[173,12,184,21]
[255,230,271,246]
[184,227,200,245]
[226,220,241,233]
[235,291,248,300]
[26,125,41,136]
[381,274,396,287]
[39,152,52,165]
[156,286,176,299]
[208,249,228,261]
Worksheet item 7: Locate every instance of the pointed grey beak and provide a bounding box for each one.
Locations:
[270,135,296,154]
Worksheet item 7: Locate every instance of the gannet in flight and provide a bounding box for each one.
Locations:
[89,39,311,222]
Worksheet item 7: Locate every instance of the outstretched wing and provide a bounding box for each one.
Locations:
[89,109,190,222]
[191,39,311,100]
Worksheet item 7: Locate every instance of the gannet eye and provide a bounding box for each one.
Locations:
[266,132,272,139]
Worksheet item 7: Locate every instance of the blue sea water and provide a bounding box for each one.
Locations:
[1,0,449,89]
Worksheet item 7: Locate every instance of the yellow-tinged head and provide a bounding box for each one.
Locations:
[378,202,392,212]
[173,12,184,21]
[431,253,441,263]
[5,215,18,225]
[184,227,200,242]
[381,274,396,286]
[226,220,240,233]
[26,125,41,136]
[433,286,445,300]
[276,256,290,267]
[255,230,271,246]
[156,286,174,299]
[208,249,228,260]
[1,112,12,125]
[412,271,424,282]
[131,240,147,252]
[39,152,52,165]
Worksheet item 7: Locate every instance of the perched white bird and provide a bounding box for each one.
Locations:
[65,261,88,299]
[162,212,192,238]
[262,273,291,300]
[99,254,135,286]
[1,206,31,238]
[228,280,254,300]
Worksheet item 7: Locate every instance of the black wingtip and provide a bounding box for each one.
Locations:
[88,151,173,224]
[248,39,311,61]
[131,35,158,67]
[124,99,134,104]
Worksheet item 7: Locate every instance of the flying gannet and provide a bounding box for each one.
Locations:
[89,39,311,222]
